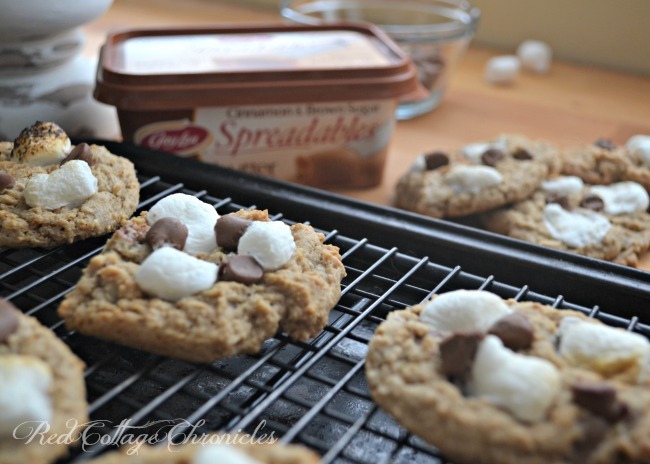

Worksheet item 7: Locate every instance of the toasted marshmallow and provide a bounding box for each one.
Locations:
[193,444,263,464]
[238,221,295,271]
[626,134,650,167]
[484,56,520,85]
[541,176,584,196]
[0,355,53,436]
[517,40,552,74]
[543,203,610,248]
[588,182,649,215]
[147,193,219,256]
[23,160,98,210]
[468,335,560,422]
[420,290,512,333]
[135,247,218,302]
[11,121,71,166]
[445,165,503,193]
[558,317,650,380]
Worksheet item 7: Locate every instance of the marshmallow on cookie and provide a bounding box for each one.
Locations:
[11,121,71,166]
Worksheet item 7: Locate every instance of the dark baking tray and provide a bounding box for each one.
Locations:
[1,141,649,464]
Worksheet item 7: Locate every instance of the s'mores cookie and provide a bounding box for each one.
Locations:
[0,121,140,248]
[395,134,561,218]
[366,290,650,464]
[58,193,346,363]
[483,176,650,266]
[0,299,88,464]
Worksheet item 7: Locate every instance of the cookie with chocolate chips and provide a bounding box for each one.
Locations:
[0,121,140,248]
[58,195,346,363]
[562,137,650,194]
[482,176,650,266]
[395,134,561,218]
[366,289,650,464]
[0,298,88,464]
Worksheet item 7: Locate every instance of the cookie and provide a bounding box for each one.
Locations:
[482,176,650,266]
[0,298,88,464]
[395,134,561,218]
[561,136,650,193]
[58,193,346,363]
[366,289,650,464]
[0,121,140,248]
[87,433,320,463]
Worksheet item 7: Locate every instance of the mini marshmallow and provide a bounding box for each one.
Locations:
[420,290,511,333]
[238,221,295,271]
[517,40,552,74]
[11,121,71,166]
[409,155,427,172]
[589,182,649,215]
[484,55,520,85]
[0,355,53,436]
[543,203,610,248]
[541,176,584,196]
[445,165,503,193]
[626,134,650,167]
[135,247,218,301]
[558,317,650,379]
[147,193,219,256]
[193,444,263,464]
[23,159,98,210]
[459,139,508,164]
[469,335,561,422]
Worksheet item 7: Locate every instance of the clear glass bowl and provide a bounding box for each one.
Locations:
[280,0,480,120]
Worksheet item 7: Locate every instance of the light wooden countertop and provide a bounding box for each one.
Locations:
[84,0,650,269]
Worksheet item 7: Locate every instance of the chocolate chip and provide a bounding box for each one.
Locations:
[512,148,533,160]
[218,255,263,285]
[145,217,188,250]
[60,143,94,166]
[594,138,616,150]
[480,148,505,167]
[546,192,571,210]
[0,173,16,191]
[439,332,484,379]
[579,194,605,212]
[216,215,252,251]
[488,313,534,351]
[423,151,449,171]
[572,416,609,462]
[571,381,628,423]
[0,298,20,342]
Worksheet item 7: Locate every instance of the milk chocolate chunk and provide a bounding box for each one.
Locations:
[512,148,533,160]
[481,148,505,167]
[439,331,484,378]
[571,381,628,423]
[546,192,571,210]
[579,194,605,212]
[60,142,94,166]
[487,312,534,351]
[0,298,20,342]
[218,255,263,285]
[0,172,16,191]
[423,151,449,171]
[216,215,252,251]
[594,138,616,150]
[145,217,188,250]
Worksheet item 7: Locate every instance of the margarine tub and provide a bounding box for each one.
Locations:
[94,23,420,188]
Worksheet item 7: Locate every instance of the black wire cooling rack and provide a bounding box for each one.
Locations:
[2,142,650,463]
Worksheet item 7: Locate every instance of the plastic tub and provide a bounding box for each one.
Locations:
[94,23,420,189]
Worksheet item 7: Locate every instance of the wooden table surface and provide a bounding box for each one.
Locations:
[85,0,650,269]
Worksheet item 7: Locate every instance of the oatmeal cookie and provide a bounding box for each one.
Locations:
[395,134,561,218]
[0,299,88,464]
[366,290,650,464]
[0,121,139,248]
[58,194,346,363]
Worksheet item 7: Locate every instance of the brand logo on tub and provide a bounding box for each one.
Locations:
[135,121,212,156]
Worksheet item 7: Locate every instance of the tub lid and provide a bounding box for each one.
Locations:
[95,23,420,110]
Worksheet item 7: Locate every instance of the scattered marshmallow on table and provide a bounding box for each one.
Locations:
[484,55,520,85]
[238,220,296,271]
[22,159,98,210]
[517,40,552,74]
[147,193,219,256]
[626,134,650,167]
